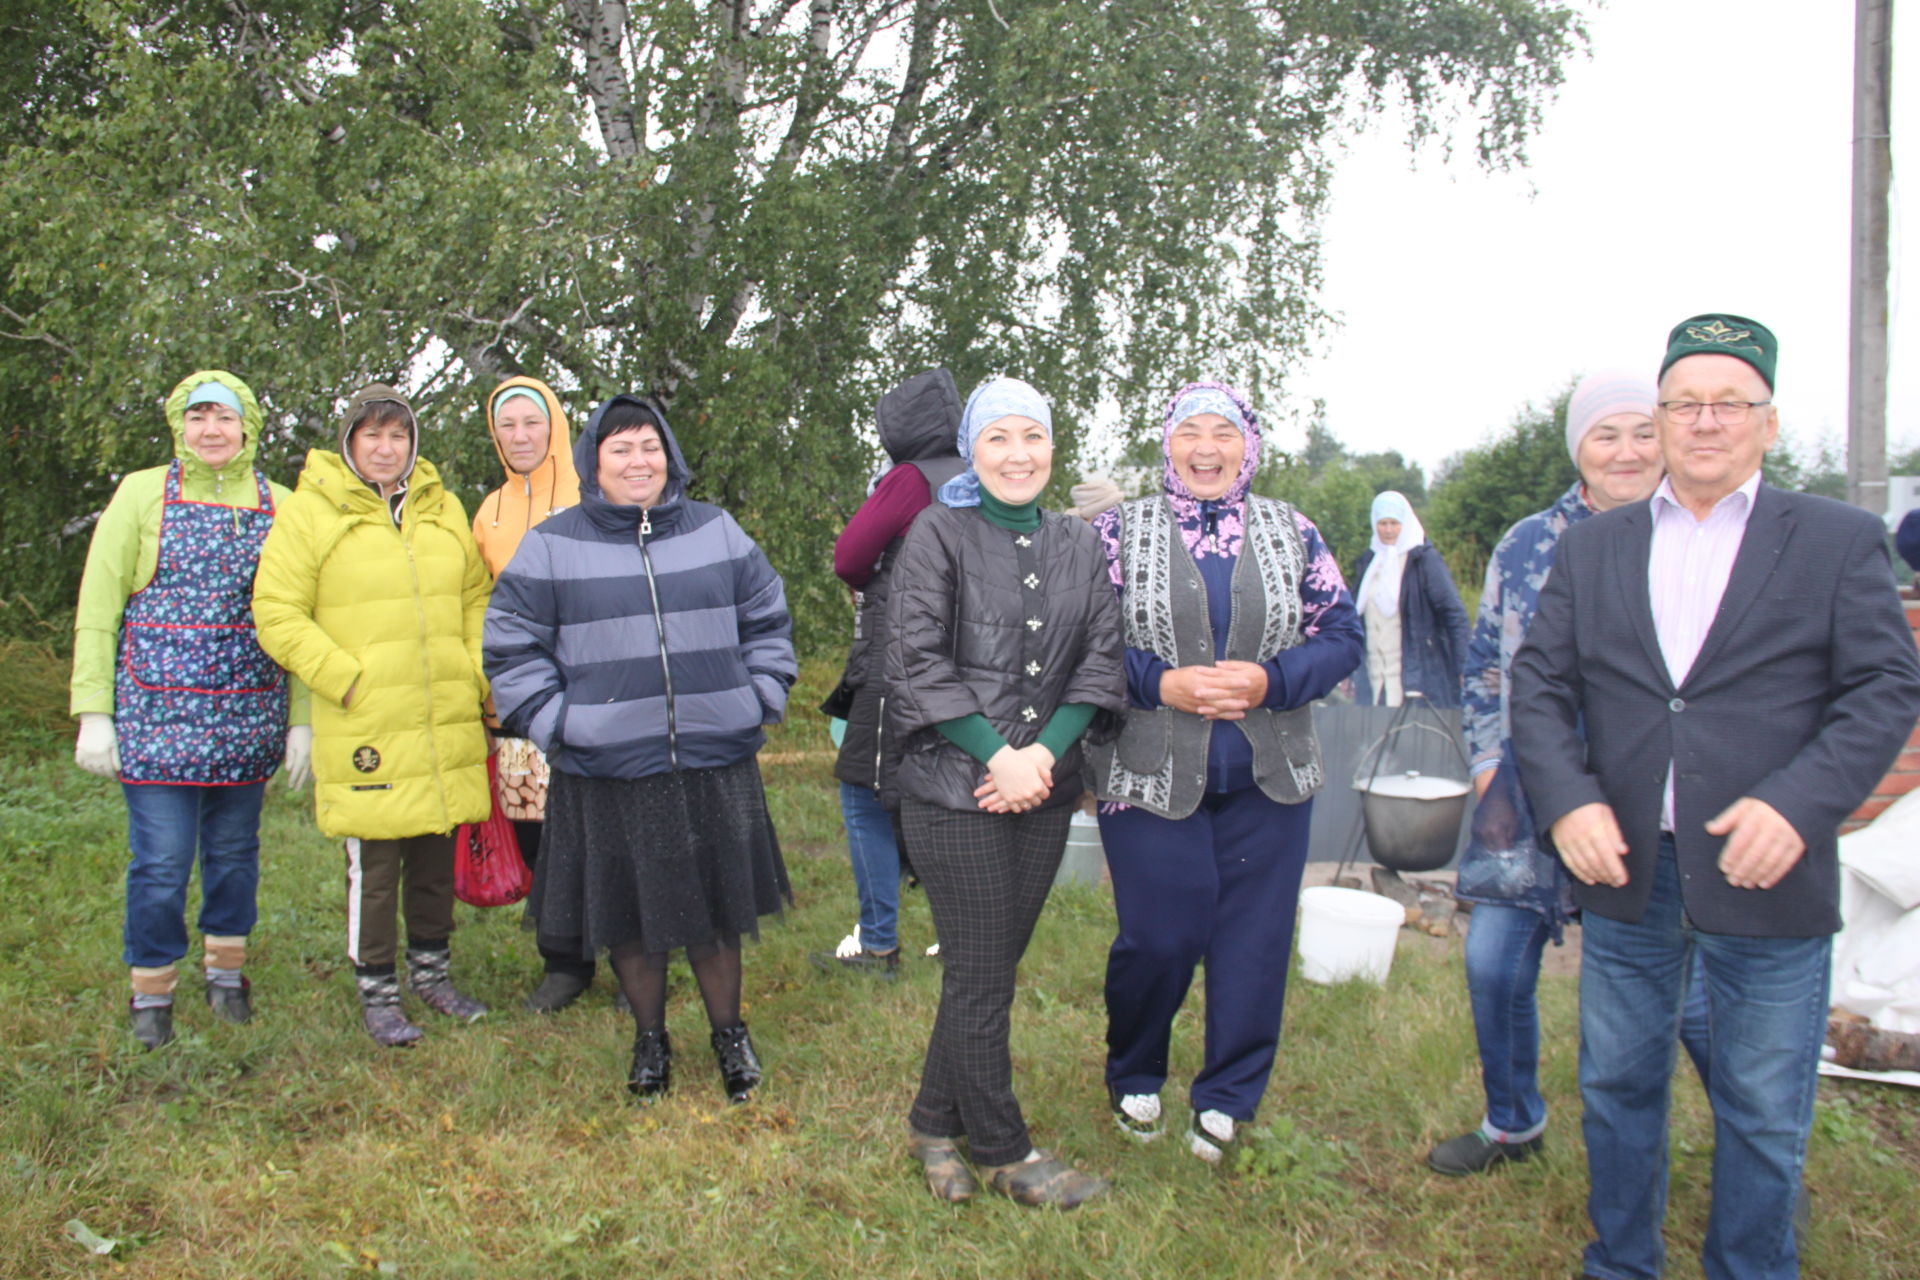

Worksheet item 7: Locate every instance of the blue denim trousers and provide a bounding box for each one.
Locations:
[121,782,266,969]
[839,782,901,954]
[1466,903,1712,1141]
[1578,839,1829,1280]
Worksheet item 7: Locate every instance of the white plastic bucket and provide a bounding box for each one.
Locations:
[1297,886,1406,986]
[1055,810,1106,888]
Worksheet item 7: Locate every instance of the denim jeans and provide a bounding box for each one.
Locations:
[121,782,265,969]
[1578,839,1829,1280]
[1466,903,1713,1141]
[840,782,901,954]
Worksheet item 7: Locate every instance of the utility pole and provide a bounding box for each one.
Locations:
[1848,0,1893,515]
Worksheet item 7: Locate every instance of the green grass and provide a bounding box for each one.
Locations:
[3,657,1917,1278]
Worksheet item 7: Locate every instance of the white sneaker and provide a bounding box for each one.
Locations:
[1189,1109,1235,1164]
[1110,1088,1164,1141]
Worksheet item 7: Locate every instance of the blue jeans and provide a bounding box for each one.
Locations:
[1466,904,1713,1141]
[122,782,265,969]
[1579,840,1829,1280]
[839,782,901,954]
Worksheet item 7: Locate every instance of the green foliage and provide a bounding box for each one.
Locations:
[1256,420,1428,575]
[1764,428,1847,500]
[0,637,71,755]
[0,0,1584,649]
[1423,390,1578,593]
[1233,1114,1355,1209]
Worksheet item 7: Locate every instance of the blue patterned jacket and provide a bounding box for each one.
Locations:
[1455,482,1588,926]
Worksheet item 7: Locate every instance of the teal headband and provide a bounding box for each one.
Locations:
[492,386,547,418]
[185,382,243,414]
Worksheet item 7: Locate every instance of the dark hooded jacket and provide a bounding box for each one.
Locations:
[483,394,797,779]
[1350,544,1470,708]
[829,370,969,797]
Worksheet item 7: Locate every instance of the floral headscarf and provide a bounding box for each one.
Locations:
[1161,380,1261,559]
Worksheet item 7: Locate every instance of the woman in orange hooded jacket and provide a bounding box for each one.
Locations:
[470,377,593,1012]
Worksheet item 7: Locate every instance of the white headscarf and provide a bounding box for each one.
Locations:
[1355,490,1426,619]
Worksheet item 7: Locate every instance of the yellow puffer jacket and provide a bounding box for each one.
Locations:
[253,448,491,839]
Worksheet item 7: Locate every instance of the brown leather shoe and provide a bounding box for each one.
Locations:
[979,1150,1108,1210]
[907,1127,976,1203]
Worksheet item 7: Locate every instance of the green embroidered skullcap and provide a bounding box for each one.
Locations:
[1658,313,1777,390]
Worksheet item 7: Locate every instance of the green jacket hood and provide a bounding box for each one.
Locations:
[338,383,419,489]
[164,370,264,486]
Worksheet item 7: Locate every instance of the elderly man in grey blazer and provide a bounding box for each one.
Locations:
[1510,313,1920,1280]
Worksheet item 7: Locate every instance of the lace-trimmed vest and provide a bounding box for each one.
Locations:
[1088,494,1324,818]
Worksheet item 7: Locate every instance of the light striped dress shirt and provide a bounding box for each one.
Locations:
[1647,471,1762,830]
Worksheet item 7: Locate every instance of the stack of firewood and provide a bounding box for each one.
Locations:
[495,737,549,822]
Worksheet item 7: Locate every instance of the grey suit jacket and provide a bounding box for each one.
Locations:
[1510,483,1920,936]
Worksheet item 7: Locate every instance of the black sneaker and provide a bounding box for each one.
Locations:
[204,976,252,1024]
[808,945,900,980]
[129,1001,174,1050]
[1426,1129,1543,1176]
[1189,1108,1237,1164]
[1108,1084,1164,1141]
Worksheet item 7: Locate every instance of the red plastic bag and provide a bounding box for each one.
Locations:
[455,755,534,907]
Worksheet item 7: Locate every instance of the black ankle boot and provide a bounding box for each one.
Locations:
[710,1023,761,1103]
[628,1029,672,1099]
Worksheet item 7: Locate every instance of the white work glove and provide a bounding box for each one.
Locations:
[283,725,314,791]
[75,713,121,779]
[1068,474,1123,521]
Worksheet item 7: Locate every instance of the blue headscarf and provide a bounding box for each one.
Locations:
[936,376,1053,508]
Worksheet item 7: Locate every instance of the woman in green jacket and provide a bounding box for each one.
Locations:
[71,370,312,1050]
[253,384,493,1047]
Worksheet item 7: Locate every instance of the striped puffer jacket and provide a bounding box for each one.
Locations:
[482,396,796,779]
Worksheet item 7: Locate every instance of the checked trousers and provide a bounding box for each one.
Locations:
[901,799,1072,1167]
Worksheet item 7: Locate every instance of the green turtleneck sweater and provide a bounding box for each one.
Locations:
[933,496,1097,766]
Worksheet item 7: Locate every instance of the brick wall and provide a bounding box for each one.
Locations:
[1842,597,1920,833]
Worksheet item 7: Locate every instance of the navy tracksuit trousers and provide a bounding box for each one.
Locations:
[1099,787,1313,1121]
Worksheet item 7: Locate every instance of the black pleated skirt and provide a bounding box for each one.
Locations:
[528,758,790,958]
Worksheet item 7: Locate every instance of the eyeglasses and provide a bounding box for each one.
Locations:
[1657,400,1771,425]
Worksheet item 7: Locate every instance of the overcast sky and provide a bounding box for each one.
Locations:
[1279,0,1916,487]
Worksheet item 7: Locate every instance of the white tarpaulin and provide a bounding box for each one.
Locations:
[1821,789,1920,1087]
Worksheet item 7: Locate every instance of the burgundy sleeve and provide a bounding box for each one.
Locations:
[835,466,933,588]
